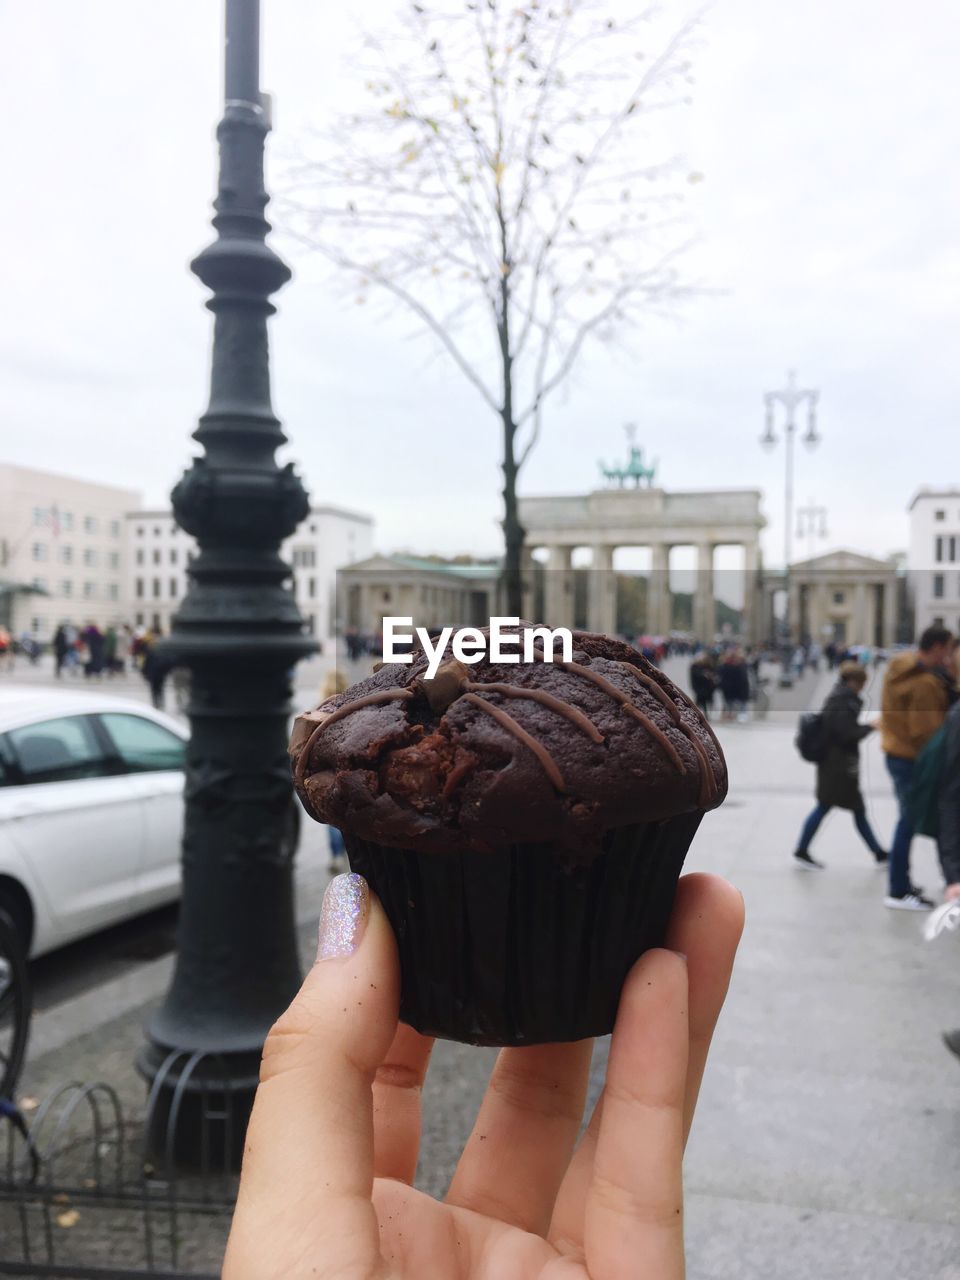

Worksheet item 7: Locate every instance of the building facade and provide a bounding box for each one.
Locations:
[909,488,960,636]
[0,464,140,639]
[125,504,374,642]
[339,555,499,639]
[760,550,902,648]
[518,486,765,641]
[0,464,374,645]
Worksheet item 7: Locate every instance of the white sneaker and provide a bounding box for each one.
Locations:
[884,891,934,911]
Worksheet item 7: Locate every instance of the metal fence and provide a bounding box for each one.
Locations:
[0,1052,239,1279]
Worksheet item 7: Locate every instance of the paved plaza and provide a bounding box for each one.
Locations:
[4,659,960,1277]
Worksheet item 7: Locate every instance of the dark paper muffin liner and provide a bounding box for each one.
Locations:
[345,810,703,1046]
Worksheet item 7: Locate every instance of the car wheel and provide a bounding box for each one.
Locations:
[0,907,31,1101]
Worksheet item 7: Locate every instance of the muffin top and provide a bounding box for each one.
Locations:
[290,627,727,858]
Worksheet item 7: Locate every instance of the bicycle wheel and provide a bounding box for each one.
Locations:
[0,909,31,1101]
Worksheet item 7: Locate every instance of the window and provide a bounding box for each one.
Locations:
[153,549,161,566]
[32,542,48,562]
[5,715,110,785]
[935,536,944,563]
[31,577,47,592]
[137,526,144,537]
[0,736,17,789]
[83,548,98,567]
[135,578,144,599]
[84,516,98,534]
[83,581,96,599]
[61,580,73,598]
[934,616,945,628]
[308,576,316,599]
[170,549,178,565]
[833,591,845,605]
[60,544,73,564]
[108,551,119,569]
[935,510,946,521]
[153,527,161,538]
[933,573,945,599]
[99,713,185,773]
[153,579,161,599]
[62,512,74,532]
[169,578,178,598]
[136,612,144,626]
[32,506,45,526]
[108,583,119,601]
[950,536,958,564]
[136,548,144,566]
[110,520,120,538]
[292,546,316,568]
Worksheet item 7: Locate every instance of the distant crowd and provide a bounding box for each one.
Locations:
[0,620,180,711]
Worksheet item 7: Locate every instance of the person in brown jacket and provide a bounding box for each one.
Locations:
[880,625,957,909]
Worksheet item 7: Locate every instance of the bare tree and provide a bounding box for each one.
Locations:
[284,0,701,613]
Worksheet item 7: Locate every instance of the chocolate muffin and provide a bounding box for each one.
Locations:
[290,626,727,1045]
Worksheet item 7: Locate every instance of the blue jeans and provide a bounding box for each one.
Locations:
[796,803,884,857]
[885,755,915,897]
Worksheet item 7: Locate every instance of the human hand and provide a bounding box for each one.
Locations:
[945,883,960,902]
[224,871,744,1280]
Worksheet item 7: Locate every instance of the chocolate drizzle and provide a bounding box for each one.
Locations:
[461,693,566,790]
[464,681,604,743]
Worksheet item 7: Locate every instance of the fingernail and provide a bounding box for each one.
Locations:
[317,873,369,961]
[670,949,688,963]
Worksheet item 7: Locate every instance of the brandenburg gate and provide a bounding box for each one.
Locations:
[518,478,765,642]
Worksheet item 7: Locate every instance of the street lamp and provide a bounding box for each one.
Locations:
[760,370,820,685]
[796,498,828,563]
[139,0,317,1158]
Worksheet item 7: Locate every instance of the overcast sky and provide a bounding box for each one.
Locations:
[1,0,958,570]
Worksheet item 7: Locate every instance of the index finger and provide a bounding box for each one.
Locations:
[226,878,398,1279]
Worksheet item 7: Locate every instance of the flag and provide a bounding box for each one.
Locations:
[38,505,61,538]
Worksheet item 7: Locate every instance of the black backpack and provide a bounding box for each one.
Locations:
[796,711,829,763]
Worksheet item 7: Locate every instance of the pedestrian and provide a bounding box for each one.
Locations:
[141,628,171,710]
[718,650,750,722]
[53,622,70,678]
[793,661,887,870]
[0,626,12,672]
[880,625,957,909]
[936,698,960,1063]
[103,625,118,675]
[689,652,717,720]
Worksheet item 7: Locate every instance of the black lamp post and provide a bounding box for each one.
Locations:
[138,0,317,1157]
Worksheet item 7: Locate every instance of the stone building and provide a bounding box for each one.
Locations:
[518,486,765,641]
[125,504,373,641]
[0,462,373,645]
[0,463,139,639]
[339,555,499,638]
[760,549,901,648]
[908,487,960,636]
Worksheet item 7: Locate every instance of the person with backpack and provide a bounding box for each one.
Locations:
[793,661,887,870]
[879,625,957,910]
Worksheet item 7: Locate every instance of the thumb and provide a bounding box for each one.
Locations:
[226,873,399,1279]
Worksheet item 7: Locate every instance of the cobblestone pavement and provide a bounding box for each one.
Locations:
[4,658,960,1278]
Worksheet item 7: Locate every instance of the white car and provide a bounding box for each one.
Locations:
[0,688,296,960]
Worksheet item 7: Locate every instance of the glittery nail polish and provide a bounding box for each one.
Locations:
[317,873,369,961]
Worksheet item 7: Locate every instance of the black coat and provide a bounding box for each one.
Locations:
[816,683,873,810]
[938,701,960,886]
